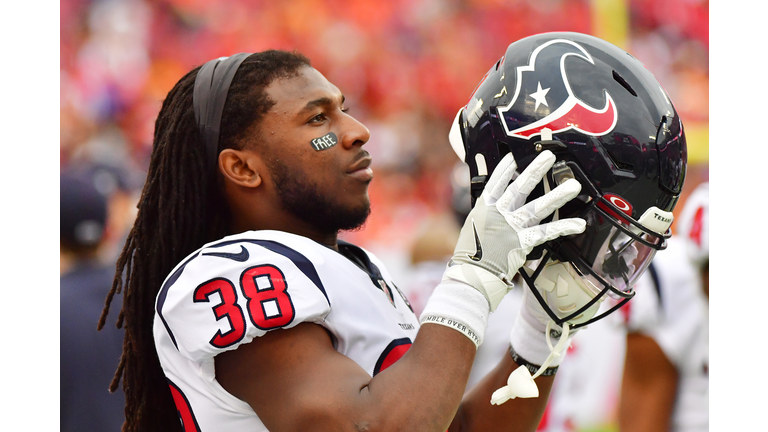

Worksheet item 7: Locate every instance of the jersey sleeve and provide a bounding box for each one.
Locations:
[623,238,705,369]
[156,239,331,363]
[624,269,663,334]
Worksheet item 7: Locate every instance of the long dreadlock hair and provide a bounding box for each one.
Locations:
[98,50,311,432]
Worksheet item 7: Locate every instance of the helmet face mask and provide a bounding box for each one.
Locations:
[450,32,687,328]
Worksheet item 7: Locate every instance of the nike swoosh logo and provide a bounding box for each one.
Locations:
[468,219,483,262]
[202,245,250,262]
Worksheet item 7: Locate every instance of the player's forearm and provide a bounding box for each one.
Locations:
[618,334,678,432]
[618,375,677,432]
[341,324,553,432]
[449,353,554,432]
[618,390,675,432]
[355,323,477,432]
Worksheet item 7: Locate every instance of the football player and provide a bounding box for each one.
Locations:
[619,182,708,432]
[101,31,686,432]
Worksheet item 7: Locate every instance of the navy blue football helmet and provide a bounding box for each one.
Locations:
[449,32,687,329]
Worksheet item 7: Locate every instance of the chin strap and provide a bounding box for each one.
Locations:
[490,320,571,404]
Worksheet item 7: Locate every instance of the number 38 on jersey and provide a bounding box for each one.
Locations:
[193,264,296,348]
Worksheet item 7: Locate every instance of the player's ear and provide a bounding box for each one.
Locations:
[219,149,263,189]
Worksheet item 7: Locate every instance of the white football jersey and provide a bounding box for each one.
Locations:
[154,230,420,431]
[624,235,709,432]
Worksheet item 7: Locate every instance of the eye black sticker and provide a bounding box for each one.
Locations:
[310,132,338,151]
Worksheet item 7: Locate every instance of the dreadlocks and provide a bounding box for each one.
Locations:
[98,50,311,432]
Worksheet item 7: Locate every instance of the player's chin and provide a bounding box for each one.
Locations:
[336,199,371,232]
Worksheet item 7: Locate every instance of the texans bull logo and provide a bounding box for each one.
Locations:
[498,39,618,140]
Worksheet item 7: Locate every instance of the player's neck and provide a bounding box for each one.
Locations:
[230,216,340,251]
[288,226,339,251]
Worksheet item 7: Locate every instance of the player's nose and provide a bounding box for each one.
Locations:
[339,113,370,149]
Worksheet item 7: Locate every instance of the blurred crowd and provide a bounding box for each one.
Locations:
[60,0,709,270]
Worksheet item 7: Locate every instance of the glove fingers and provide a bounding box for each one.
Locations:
[484,153,518,203]
[506,178,582,228]
[529,178,582,222]
[497,151,556,211]
[518,218,587,252]
[512,150,556,197]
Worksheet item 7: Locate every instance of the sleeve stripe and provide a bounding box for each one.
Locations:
[373,338,413,376]
[648,262,663,309]
[156,251,201,350]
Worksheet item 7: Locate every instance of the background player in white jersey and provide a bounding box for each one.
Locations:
[618,182,709,432]
[100,32,687,432]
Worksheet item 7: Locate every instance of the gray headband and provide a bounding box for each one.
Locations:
[193,53,251,176]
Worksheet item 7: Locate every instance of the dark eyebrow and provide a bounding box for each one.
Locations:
[299,94,346,114]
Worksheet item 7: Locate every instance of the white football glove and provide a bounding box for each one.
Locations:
[445,150,586,312]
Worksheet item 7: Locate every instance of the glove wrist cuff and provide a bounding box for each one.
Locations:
[442,264,512,311]
[420,280,490,348]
